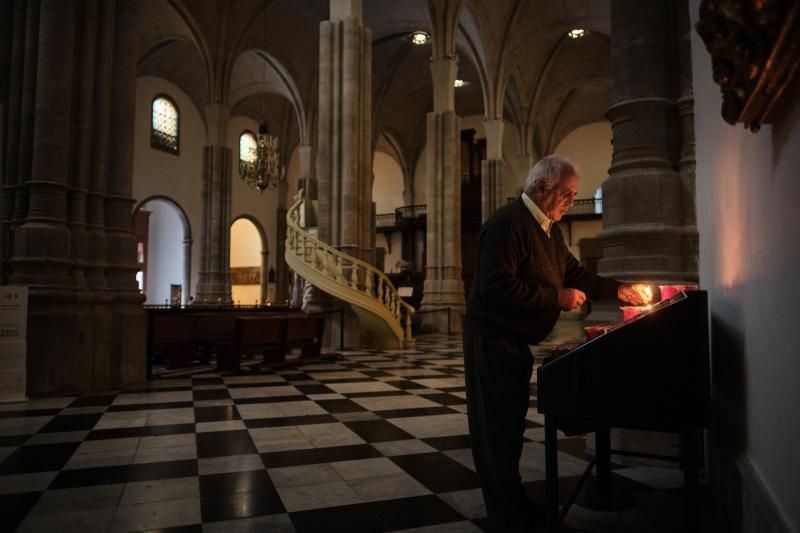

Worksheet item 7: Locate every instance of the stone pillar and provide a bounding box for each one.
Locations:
[183,237,193,304]
[260,249,268,305]
[105,0,146,389]
[421,55,464,333]
[599,0,699,465]
[481,118,505,222]
[312,0,372,346]
[9,0,79,395]
[275,205,289,304]
[598,0,698,283]
[316,0,372,262]
[195,103,233,305]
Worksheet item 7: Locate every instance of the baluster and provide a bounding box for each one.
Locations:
[365,271,374,297]
[377,279,384,305]
[404,308,413,340]
[349,262,358,290]
[336,256,345,283]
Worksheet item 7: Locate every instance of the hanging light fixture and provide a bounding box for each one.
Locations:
[240,121,283,192]
[240,0,285,192]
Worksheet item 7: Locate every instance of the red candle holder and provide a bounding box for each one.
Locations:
[621,306,651,321]
[659,284,699,301]
[584,324,612,341]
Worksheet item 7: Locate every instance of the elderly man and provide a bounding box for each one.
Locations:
[464,155,648,532]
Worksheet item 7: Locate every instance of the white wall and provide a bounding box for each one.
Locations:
[373,150,405,213]
[143,199,184,305]
[553,122,612,199]
[692,0,800,529]
[132,76,203,301]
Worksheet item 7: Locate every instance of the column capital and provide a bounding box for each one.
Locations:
[430,56,457,113]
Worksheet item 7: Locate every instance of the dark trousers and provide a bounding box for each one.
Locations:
[464,328,535,532]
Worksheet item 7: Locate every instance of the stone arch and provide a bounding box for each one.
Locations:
[133,195,193,305]
[230,214,269,305]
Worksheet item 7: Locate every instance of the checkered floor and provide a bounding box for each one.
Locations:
[1,333,700,533]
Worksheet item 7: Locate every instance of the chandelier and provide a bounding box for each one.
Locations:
[240,122,284,192]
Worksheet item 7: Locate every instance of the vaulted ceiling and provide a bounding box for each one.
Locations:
[136,0,611,171]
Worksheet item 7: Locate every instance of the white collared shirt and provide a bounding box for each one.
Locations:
[521,192,553,237]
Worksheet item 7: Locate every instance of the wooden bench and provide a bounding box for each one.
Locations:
[218,317,285,372]
[145,308,326,375]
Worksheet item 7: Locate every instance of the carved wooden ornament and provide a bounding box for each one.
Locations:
[696,0,799,132]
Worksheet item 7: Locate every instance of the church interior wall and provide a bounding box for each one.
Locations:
[228,113,279,282]
[132,76,204,303]
[553,122,612,198]
[142,199,185,305]
[230,217,263,305]
[372,150,406,213]
[691,1,800,529]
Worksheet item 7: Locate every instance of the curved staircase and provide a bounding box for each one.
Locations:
[285,191,415,348]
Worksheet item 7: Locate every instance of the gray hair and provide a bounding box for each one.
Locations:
[524,155,578,192]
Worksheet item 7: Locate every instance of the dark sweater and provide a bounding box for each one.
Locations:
[465,198,620,345]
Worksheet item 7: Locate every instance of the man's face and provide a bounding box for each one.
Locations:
[538,174,579,221]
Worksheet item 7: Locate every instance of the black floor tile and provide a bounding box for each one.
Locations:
[526,420,544,428]
[366,494,465,531]
[279,373,311,381]
[0,408,61,419]
[260,444,381,468]
[227,380,289,389]
[290,503,383,533]
[86,424,196,440]
[345,390,408,399]
[378,406,457,419]
[0,492,42,532]
[124,386,192,394]
[344,419,414,443]
[423,435,472,451]
[194,405,240,423]
[107,401,194,412]
[557,437,590,460]
[0,442,81,474]
[192,377,224,386]
[50,459,197,489]
[293,384,335,395]
[196,430,256,458]
[142,525,203,533]
[424,393,467,406]
[233,395,306,405]
[314,399,366,413]
[39,413,102,433]
[200,470,284,522]
[193,389,231,401]
[245,414,337,428]
[69,394,118,407]
[0,435,30,446]
[391,452,481,493]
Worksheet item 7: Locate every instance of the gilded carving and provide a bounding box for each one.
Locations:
[696,0,799,132]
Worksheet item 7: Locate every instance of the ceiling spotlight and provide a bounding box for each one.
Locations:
[567,28,586,39]
[410,31,430,45]
[454,79,465,88]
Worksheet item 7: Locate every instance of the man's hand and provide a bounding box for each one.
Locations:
[558,288,586,311]
[618,283,652,305]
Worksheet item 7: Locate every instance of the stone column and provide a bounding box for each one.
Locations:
[598,0,699,465]
[421,55,464,333]
[195,103,233,305]
[105,0,146,389]
[316,0,372,262]
[481,117,505,222]
[9,0,79,395]
[275,205,289,304]
[598,0,698,283]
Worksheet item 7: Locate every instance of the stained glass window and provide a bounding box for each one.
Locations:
[240,131,257,166]
[151,95,179,154]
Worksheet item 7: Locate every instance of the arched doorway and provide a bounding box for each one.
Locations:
[230,216,268,305]
[133,196,192,305]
